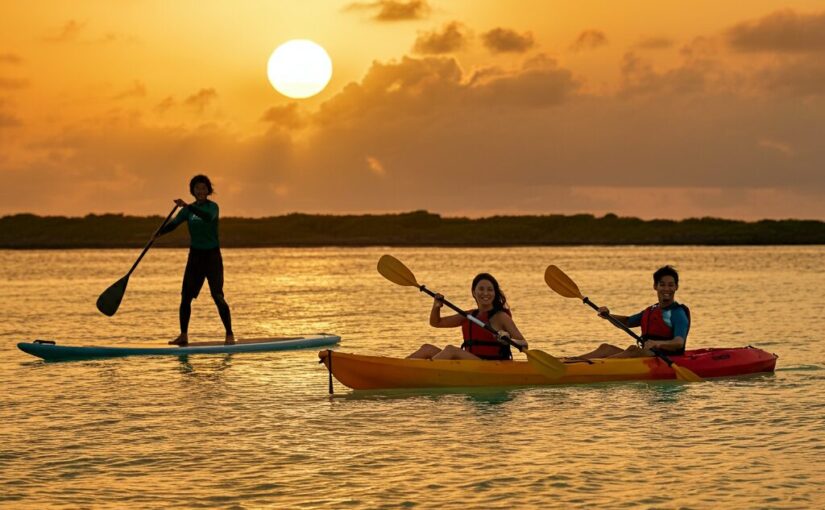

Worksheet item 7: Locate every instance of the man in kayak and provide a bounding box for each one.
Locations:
[576,266,689,359]
[157,174,234,346]
[407,273,528,360]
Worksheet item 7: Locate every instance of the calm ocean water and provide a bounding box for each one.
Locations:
[1,246,823,509]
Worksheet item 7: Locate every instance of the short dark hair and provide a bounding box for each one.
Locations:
[653,265,679,285]
[189,174,214,197]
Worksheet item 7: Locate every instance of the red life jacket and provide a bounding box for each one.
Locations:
[461,309,513,360]
[641,303,691,346]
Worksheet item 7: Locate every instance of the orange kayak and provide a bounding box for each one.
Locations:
[318,347,777,390]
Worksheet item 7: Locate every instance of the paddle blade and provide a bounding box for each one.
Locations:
[377,255,420,287]
[96,275,129,317]
[525,349,566,379]
[544,265,585,299]
[672,363,704,382]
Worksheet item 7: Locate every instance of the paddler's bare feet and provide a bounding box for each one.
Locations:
[224,333,235,345]
[169,334,188,346]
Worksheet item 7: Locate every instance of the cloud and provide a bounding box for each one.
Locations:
[184,88,218,113]
[344,0,430,21]
[0,112,23,128]
[755,56,825,96]
[569,29,608,52]
[412,22,468,54]
[634,37,675,50]
[0,77,29,90]
[618,51,713,97]
[0,53,23,65]
[261,103,307,130]
[155,96,176,114]
[727,9,825,52]
[43,20,86,43]
[113,80,147,100]
[481,27,535,54]
[366,155,386,176]
[470,55,578,107]
[758,138,795,157]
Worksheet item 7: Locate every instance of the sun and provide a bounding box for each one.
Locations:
[267,39,333,99]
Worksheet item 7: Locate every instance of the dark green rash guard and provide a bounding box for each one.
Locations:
[160,200,220,250]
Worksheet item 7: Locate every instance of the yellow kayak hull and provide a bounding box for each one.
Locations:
[318,347,777,390]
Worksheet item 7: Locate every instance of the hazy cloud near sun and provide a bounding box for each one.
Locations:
[481,28,535,53]
[727,9,825,52]
[42,20,86,43]
[261,103,307,130]
[344,0,430,21]
[569,29,608,52]
[412,22,468,54]
[0,77,29,90]
[634,37,675,50]
[0,112,22,128]
[0,53,23,64]
[184,89,218,113]
[113,81,147,100]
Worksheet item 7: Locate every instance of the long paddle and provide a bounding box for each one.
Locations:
[96,205,178,316]
[377,255,566,379]
[544,264,703,382]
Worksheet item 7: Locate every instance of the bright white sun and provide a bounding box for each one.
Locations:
[267,39,332,99]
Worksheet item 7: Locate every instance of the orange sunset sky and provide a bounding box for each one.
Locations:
[2,0,825,219]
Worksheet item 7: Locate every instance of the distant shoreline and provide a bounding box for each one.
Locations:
[2,210,825,248]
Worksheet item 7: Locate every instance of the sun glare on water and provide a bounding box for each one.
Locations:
[267,39,333,99]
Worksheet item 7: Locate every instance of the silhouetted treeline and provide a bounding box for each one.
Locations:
[2,210,824,248]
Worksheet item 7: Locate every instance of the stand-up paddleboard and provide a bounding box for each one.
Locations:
[18,334,340,361]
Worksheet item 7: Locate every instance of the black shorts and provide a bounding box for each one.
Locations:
[182,247,224,300]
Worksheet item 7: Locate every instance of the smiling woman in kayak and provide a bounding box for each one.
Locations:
[407,273,527,360]
[577,265,689,359]
[157,174,234,346]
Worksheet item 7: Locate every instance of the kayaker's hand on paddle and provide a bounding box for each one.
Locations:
[174,198,188,208]
[498,331,527,351]
[432,293,445,309]
[597,306,610,318]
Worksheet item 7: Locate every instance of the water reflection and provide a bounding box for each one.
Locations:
[176,353,233,378]
[631,381,689,404]
[331,386,517,406]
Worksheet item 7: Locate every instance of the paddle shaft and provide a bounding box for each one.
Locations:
[418,284,522,352]
[125,205,178,277]
[581,296,680,368]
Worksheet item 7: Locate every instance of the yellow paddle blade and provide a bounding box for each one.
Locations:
[377,255,420,287]
[525,349,566,379]
[672,363,705,382]
[544,265,585,299]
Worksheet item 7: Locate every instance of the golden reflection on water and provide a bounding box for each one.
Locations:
[0,247,823,508]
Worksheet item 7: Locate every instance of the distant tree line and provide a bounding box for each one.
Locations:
[1,210,824,248]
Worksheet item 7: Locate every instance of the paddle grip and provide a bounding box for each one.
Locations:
[418,285,522,351]
[582,296,645,345]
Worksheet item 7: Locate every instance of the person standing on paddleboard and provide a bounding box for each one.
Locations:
[576,265,689,359]
[157,174,234,346]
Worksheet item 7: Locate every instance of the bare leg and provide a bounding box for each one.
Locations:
[407,344,442,359]
[608,345,654,358]
[432,345,481,360]
[577,343,624,359]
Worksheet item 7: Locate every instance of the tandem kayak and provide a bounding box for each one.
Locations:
[318,347,777,390]
[18,334,340,361]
